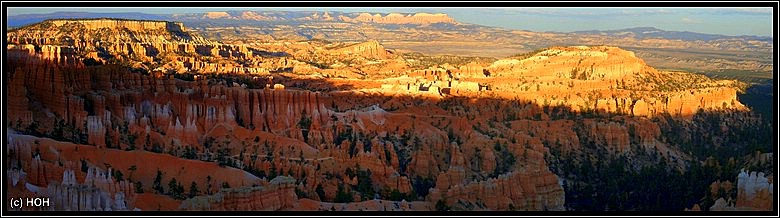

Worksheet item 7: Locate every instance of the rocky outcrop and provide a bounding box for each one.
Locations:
[204,12,231,19]
[429,171,565,211]
[179,176,297,210]
[459,62,486,78]
[474,46,747,117]
[580,120,630,153]
[7,49,34,127]
[332,40,390,59]
[7,165,135,211]
[736,170,773,210]
[428,139,565,211]
[43,168,134,211]
[6,45,87,126]
[7,19,218,69]
[7,18,395,76]
[8,19,199,46]
[87,116,107,147]
[5,46,338,149]
[689,170,773,211]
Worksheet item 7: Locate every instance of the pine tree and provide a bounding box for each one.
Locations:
[128,165,137,182]
[168,178,185,199]
[335,184,353,203]
[189,181,199,198]
[316,184,326,200]
[134,181,144,193]
[153,169,164,194]
[206,175,213,195]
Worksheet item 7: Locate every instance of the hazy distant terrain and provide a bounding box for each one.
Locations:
[7,11,773,84]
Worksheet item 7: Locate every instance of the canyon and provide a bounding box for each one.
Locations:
[9,11,772,83]
[4,16,773,213]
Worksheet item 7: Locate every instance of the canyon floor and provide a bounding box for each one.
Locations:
[4,17,774,212]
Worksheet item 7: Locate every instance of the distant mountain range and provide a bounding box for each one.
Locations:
[571,27,772,43]
[6,10,773,81]
[7,12,170,27]
[7,11,772,43]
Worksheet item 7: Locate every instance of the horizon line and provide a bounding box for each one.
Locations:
[6,8,774,38]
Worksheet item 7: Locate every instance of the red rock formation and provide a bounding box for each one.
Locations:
[87,116,106,147]
[179,176,297,211]
[474,46,748,118]
[459,62,486,78]
[735,170,773,210]
[7,51,34,127]
[49,19,185,32]
[429,171,565,211]
[581,120,630,153]
[332,40,390,59]
[7,133,136,211]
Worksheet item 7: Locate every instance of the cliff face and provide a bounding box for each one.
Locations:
[434,46,748,118]
[49,19,185,32]
[346,13,457,25]
[7,19,220,72]
[6,47,566,211]
[186,11,454,25]
[332,40,390,59]
[6,19,394,76]
[7,42,314,140]
[9,19,202,45]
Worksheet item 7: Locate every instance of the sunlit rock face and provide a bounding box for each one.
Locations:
[346,13,457,25]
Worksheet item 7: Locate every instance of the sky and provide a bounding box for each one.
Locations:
[6,7,775,37]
